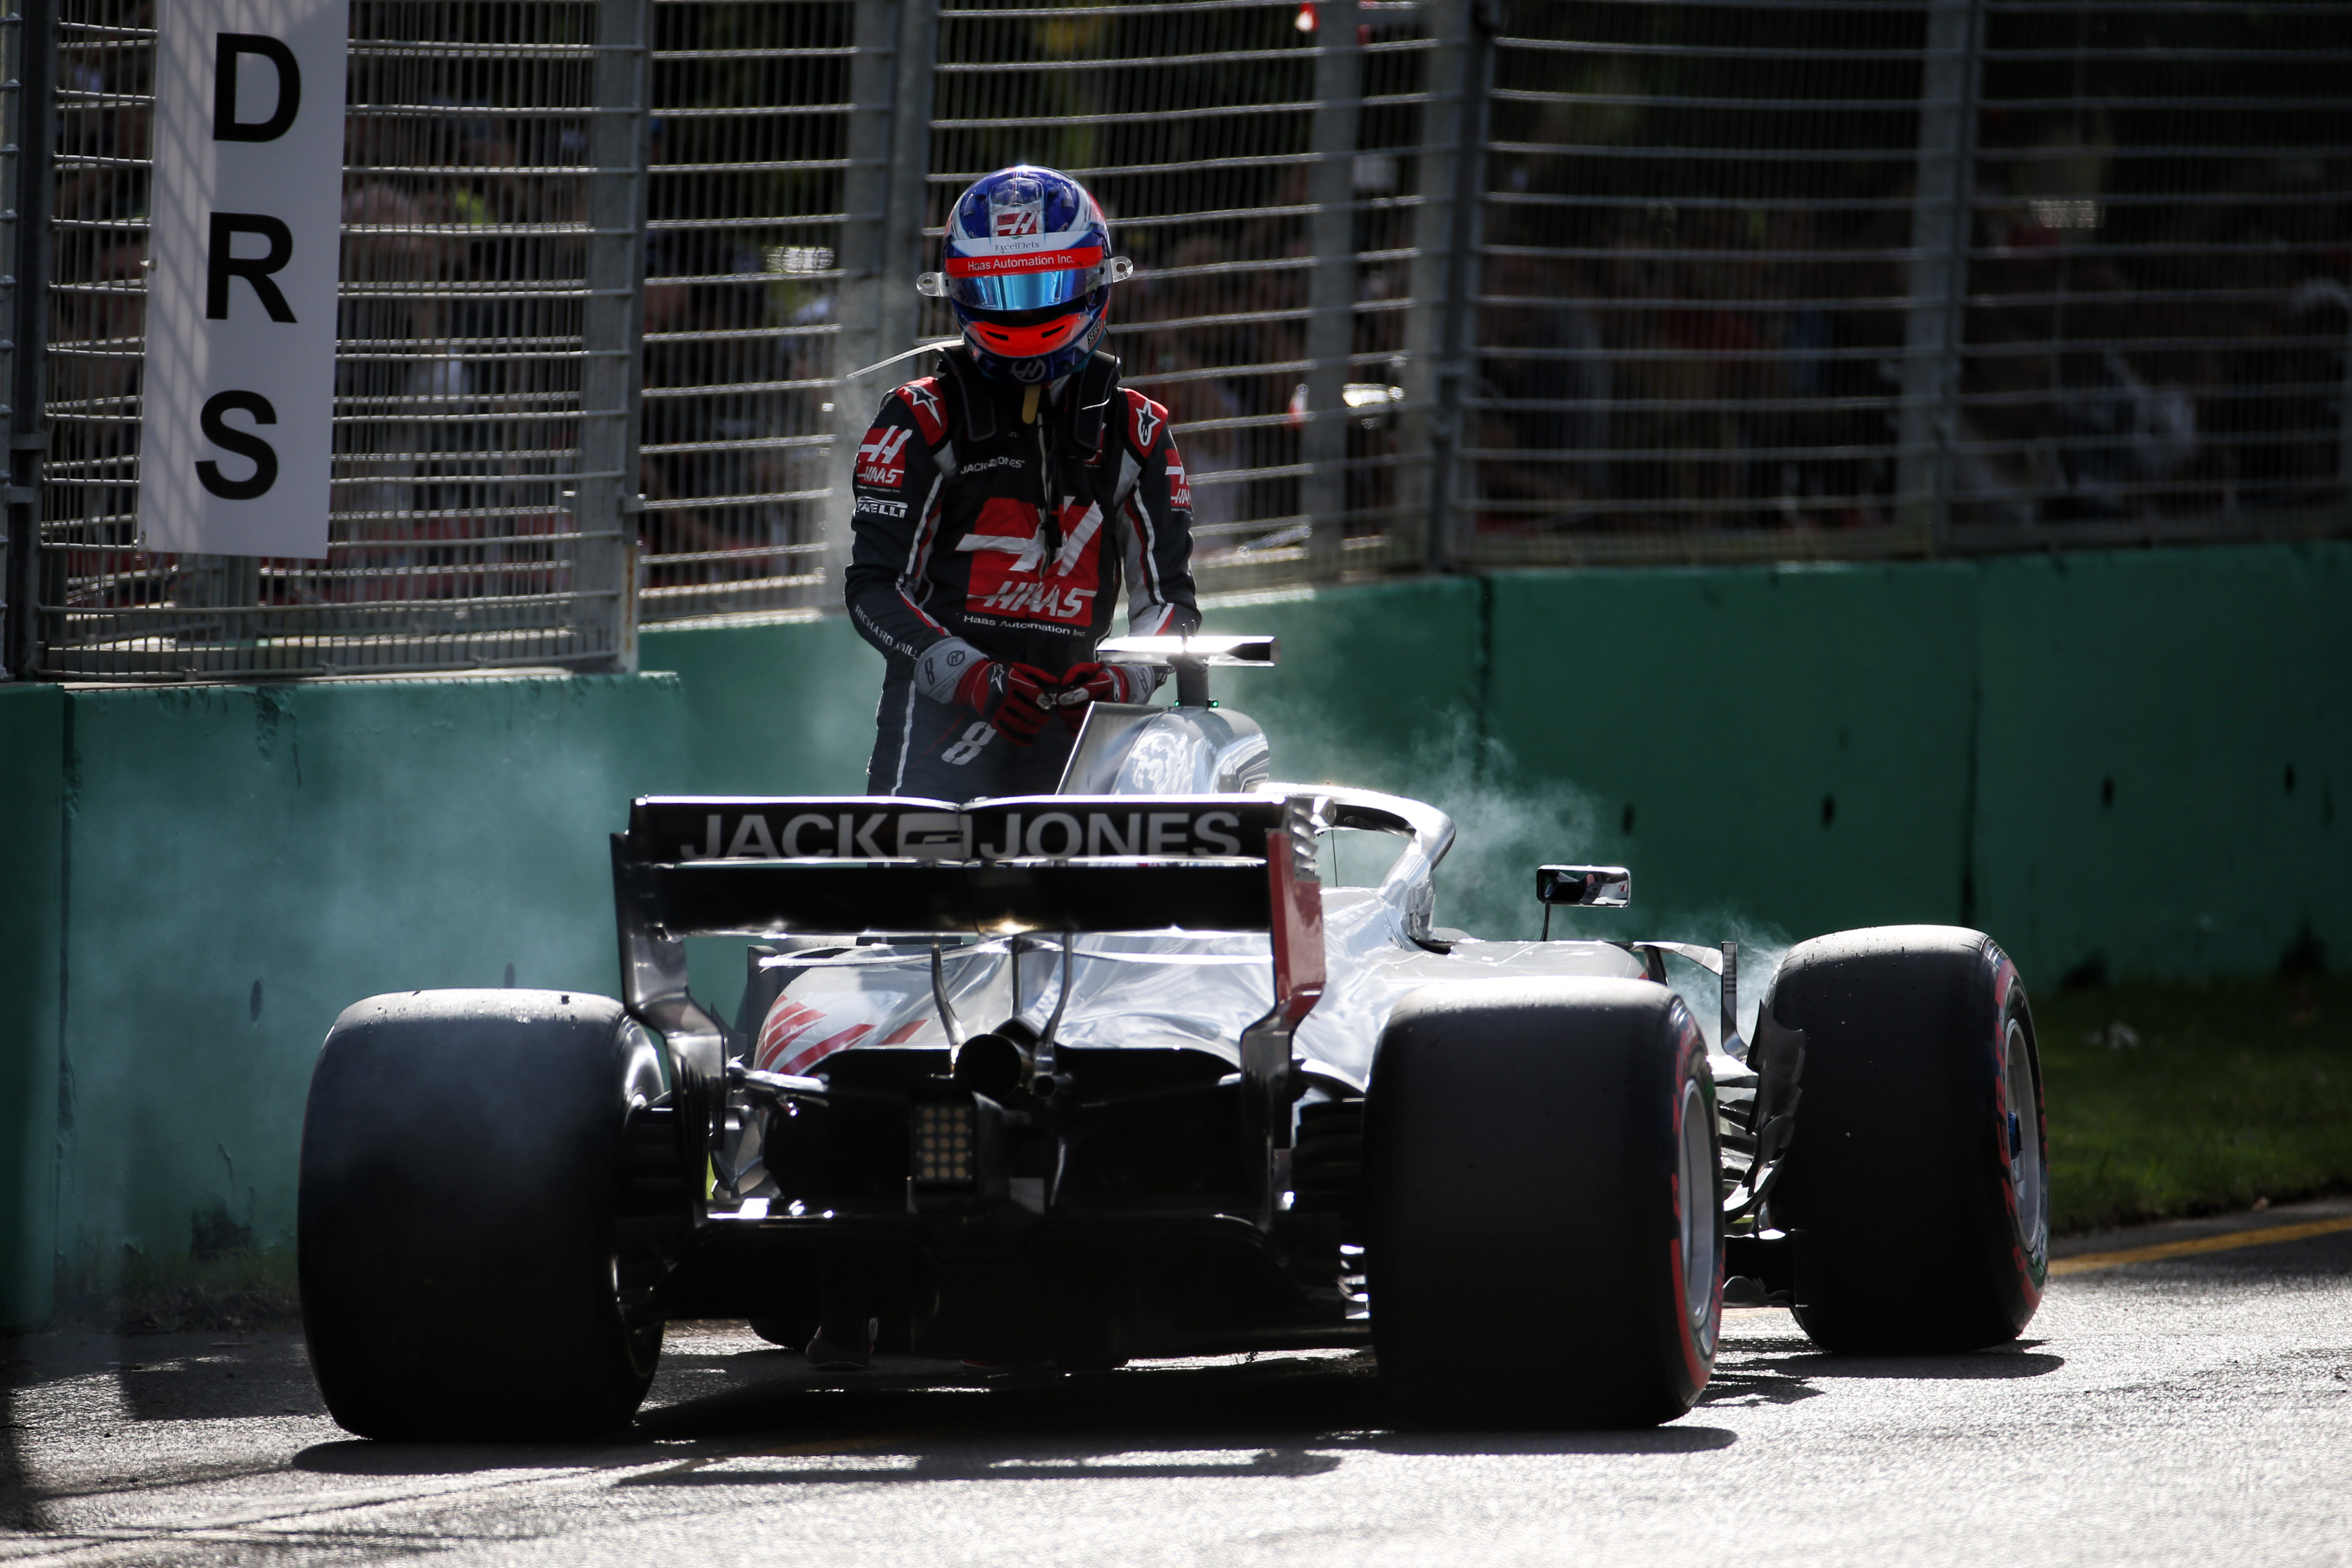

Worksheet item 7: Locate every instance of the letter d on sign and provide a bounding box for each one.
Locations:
[214,34,300,141]
[140,0,347,558]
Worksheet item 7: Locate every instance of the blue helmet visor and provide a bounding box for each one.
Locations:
[946,265,1096,313]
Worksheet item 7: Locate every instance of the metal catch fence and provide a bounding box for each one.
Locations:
[1953,0,2352,546]
[1464,0,2352,563]
[914,0,1439,589]
[0,0,2344,679]
[639,0,846,622]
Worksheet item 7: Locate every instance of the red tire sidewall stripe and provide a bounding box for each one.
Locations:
[1989,951,2047,1309]
[1666,1004,1720,1393]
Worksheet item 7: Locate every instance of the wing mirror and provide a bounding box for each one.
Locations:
[1537,865,1631,907]
[1536,864,1630,939]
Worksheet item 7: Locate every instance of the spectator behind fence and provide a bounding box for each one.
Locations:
[1474,245,1611,530]
[336,183,474,595]
[638,231,798,588]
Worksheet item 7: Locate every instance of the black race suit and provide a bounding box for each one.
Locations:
[844,346,1200,799]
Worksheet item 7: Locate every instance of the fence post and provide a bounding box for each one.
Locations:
[828,1,899,596]
[827,0,931,597]
[1423,0,1493,573]
[575,0,650,669]
[1896,0,1983,550]
[1299,7,1362,581]
[2,0,53,679]
[877,0,938,367]
[1399,0,1470,569]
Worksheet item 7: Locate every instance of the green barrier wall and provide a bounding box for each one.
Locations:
[1482,562,1982,947]
[0,675,689,1327]
[1,542,2341,1327]
[1972,547,2352,982]
[0,686,65,1330]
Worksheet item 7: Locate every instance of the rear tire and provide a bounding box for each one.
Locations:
[298,990,679,1439]
[1367,978,1720,1427]
[1767,926,2048,1353]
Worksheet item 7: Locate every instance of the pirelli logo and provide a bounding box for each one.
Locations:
[630,796,1284,866]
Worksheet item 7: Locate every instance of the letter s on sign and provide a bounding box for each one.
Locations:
[1196,812,1242,857]
[195,390,279,500]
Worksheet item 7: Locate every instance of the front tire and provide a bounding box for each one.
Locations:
[1767,926,2048,1353]
[298,990,679,1439]
[1367,979,1720,1427]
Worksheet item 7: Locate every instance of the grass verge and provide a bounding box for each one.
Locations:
[2038,972,2352,1235]
[50,1247,301,1335]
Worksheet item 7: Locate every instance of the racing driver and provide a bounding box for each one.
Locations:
[843,165,1199,800]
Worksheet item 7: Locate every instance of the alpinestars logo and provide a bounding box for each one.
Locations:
[857,426,912,488]
[898,379,947,444]
[1130,394,1163,452]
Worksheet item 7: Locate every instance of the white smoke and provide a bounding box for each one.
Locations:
[1643,907,1795,1054]
[1254,697,1792,1051]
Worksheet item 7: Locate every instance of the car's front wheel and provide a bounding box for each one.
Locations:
[298,990,686,1439]
[1367,978,1720,1427]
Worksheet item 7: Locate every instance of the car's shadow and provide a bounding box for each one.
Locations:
[295,1347,1738,1480]
[1701,1333,2064,1409]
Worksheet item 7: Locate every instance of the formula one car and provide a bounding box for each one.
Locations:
[297,637,2049,1439]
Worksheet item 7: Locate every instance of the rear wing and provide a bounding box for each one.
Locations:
[612,794,1324,1077]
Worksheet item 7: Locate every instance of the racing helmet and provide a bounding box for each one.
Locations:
[916,165,1132,385]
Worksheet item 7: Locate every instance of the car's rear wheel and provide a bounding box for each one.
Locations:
[749,1310,818,1351]
[1766,926,2048,1352]
[298,990,686,1439]
[1367,978,1720,1427]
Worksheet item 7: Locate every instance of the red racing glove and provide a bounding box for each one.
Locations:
[1062,661,1156,704]
[954,659,1055,745]
[1054,662,1159,731]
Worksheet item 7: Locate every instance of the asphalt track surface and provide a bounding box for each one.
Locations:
[5,1198,2351,1568]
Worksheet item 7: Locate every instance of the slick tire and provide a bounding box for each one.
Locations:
[1368,979,1720,1428]
[1766,926,2049,1353]
[748,1311,818,1352]
[298,990,676,1440]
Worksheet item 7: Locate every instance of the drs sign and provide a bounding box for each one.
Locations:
[140,0,348,558]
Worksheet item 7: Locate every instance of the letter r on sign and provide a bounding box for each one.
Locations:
[207,214,297,322]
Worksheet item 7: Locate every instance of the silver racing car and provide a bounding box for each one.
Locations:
[297,636,2050,1438]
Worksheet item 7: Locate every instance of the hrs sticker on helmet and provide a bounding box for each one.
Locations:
[959,495,1102,624]
[857,425,912,488]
